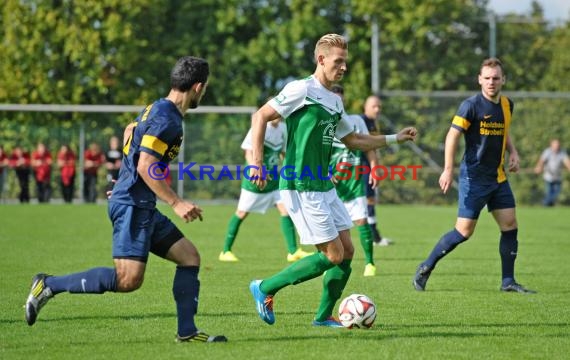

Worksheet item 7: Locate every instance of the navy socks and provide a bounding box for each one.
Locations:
[45,267,117,295]
[500,229,518,286]
[172,266,200,337]
[424,229,468,269]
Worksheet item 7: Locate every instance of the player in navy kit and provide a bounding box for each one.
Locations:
[24,56,227,342]
[359,95,393,246]
[413,58,535,294]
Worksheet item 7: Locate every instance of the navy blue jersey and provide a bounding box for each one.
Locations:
[451,93,513,184]
[361,114,379,135]
[110,99,183,208]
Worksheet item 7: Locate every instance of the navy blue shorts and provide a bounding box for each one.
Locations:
[457,177,516,219]
[108,202,184,262]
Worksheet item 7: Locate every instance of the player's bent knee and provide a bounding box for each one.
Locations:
[166,238,201,267]
[500,222,517,231]
[343,246,355,259]
[176,252,200,267]
[116,274,144,292]
[353,219,366,226]
[458,229,473,238]
[325,252,344,265]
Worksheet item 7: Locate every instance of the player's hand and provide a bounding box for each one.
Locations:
[396,127,418,143]
[249,164,267,191]
[330,174,338,185]
[106,179,117,199]
[369,169,379,189]
[439,169,454,194]
[173,200,203,223]
[508,152,520,173]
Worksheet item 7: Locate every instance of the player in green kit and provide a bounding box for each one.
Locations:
[219,117,312,262]
[248,33,417,327]
[329,84,379,277]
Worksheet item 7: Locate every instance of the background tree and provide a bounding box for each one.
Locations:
[1,0,568,203]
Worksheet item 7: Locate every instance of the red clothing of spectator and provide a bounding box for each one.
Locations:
[0,148,7,175]
[32,148,52,183]
[84,143,105,203]
[58,147,76,186]
[84,146,105,175]
[9,148,31,169]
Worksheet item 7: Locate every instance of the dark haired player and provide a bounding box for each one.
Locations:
[413,58,535,294]
[25,56,227,342]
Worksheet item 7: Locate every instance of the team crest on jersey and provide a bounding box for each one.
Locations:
[318,118,337,146]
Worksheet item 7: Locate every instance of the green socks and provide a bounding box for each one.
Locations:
[280,216,298,254]
[315,259,352,321]
[223,214,243,252]
[260,252,335,295]
[258,251,353,322]
[357,224,374,265]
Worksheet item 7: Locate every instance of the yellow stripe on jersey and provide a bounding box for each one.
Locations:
[497,96,512,183]
[124,104,153,156]
[123,122,138,156]
[141,104,153,122]
[452,115,471,130]
[141,135,168,156]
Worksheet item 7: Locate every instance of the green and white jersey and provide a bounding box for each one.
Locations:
[270,75,353,192]
[330,114,369,201]
[241,121,287,193]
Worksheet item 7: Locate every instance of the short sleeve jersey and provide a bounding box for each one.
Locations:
[269,75,353,192]
[110,99,183,208]
[241,121,287,193]
[330,114,369,201]
[451,93,514,184]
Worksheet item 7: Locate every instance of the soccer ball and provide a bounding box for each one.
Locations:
[338,294,377,329]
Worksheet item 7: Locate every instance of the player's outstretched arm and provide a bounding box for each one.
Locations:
[137,152,203,223]
[340,126,418,152]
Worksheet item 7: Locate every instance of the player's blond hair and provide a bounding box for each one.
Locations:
[314,33,348,62]
[480,57,505,75]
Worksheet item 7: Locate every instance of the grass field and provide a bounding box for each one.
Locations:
[1,203,569,359]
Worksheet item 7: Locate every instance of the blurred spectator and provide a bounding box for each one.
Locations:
[105,135,122,192]
[84,142,105,203]
[57,144,76,203]
[9,145,31,203]
[534,139,570,206]
[31,143,53,203]
[0,146,8,201]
